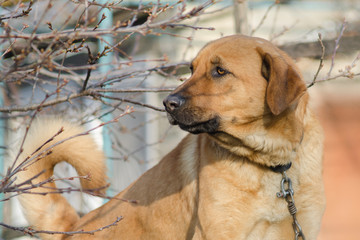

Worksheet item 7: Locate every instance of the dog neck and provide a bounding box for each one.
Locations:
[208,96,308,169]
[208,131,299,168]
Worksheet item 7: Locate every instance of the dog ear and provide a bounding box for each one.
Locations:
[258,48,307,115]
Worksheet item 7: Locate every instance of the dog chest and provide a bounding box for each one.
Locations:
[196,160,292,238]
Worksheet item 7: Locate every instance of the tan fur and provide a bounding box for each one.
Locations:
[14,118,107,240]
[16,35,325,239]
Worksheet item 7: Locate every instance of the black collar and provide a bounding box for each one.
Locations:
[269,162,292,173]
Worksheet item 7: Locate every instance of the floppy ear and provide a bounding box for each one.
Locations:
[258,48,307,115]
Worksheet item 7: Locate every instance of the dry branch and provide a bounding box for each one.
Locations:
[304,21,360,87]
[0,217,122,237]
[279,34,360,59]
[0,0,219,236]
[1,0,358,238]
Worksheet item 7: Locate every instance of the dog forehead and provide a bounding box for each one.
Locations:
[204,35,276,54]
[212,35,266,48]
[192,36,265,67]
[204,37,250,54]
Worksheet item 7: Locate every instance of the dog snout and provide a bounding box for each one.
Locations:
[163,94,185,113]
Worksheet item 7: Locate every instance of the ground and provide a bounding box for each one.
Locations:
[315,83,360,240]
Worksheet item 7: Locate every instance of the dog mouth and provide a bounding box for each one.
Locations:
[166,113,220,134]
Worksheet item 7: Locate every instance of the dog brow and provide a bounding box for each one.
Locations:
[210,56,221,65]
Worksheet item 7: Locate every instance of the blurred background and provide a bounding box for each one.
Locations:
[0,0,359,239]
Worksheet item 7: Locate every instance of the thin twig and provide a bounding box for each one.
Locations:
[326,20,347,79]
[0,0,33,22]
[308,33,326,88]
[0,217,122,236]
[251,1,278,36]
[0,86,173,113]
[308,20,360,85]
[0,1,216,41]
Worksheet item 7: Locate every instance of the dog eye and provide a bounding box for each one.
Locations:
[217,67,226,75]
[213,66,228,77]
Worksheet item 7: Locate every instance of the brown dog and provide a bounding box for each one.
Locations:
[16,35,325,239]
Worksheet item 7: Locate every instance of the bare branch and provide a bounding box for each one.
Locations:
[0,217,122,237]
[0,0,33,22]
[250,1,278,36]
[326,21,348,79]
[308,33,326,88]
[307,20,360,86]
[0,0,220,237]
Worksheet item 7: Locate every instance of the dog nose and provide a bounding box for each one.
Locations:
[163,94,185,112]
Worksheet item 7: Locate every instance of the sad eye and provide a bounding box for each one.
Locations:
[213,66,229,77]
[217,67,226,75]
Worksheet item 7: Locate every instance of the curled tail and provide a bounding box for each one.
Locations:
[14,117,107,240]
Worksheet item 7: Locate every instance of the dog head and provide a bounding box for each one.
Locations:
[164,35,307,137]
